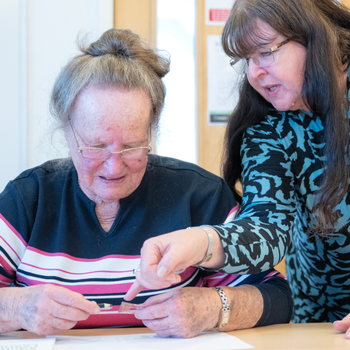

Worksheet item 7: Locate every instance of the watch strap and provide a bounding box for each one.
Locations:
[212,286,231,329]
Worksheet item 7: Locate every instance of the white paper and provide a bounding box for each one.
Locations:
[51,331,253,350]
[207,35,240,125]
[0,338,55,350]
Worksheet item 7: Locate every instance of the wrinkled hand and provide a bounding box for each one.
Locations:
[334,313,350,339]
[124,228,209,301]
[134,287,220,338]
[2,284,100,335]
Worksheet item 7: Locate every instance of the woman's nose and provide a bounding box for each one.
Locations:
[104,152,125,172]
[247,63,268,80]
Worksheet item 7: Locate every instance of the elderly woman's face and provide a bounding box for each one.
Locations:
[246,20,308,111]
[66,86,151,204]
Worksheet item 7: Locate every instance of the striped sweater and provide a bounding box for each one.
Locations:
[0,155,291,328]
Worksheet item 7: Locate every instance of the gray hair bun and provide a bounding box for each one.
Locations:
[80,28,169,78]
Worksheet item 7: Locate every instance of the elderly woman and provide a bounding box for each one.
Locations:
[0,28,291,337]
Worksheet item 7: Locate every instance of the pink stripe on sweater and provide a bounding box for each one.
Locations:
[16,275,137,294]
[20,262,134,276]
[0,214,27,261]
[0,275,13,285]
[75,313,143,328]
[0,214,27,247]
[224,205,239,223]
[17,267,202,294]
[203,272,239,287]
[27,246,140,262]
[262,270,284,282]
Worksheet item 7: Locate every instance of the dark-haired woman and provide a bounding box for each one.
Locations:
[128,0,350,338]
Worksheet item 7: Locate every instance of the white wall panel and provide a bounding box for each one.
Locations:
[0,0,26,192]
[0,0,113,192]
[26,0,114,168]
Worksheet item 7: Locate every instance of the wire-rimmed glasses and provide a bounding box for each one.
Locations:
[230,39,290,74]
[70,122,152,162]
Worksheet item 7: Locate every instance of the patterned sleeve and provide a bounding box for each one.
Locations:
[212,115,297,274]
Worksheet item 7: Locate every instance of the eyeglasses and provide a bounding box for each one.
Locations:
[70,122,152,161]
[230,39,290,74]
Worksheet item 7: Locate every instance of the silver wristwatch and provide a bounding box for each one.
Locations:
[212,286,231,329]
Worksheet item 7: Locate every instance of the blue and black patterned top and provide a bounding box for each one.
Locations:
[213,68,350,323]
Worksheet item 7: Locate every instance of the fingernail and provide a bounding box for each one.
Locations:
[171,276,181,284]
[157,266,167,277]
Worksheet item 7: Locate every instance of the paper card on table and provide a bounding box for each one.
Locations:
[0,338,55,350]
[118,301,138,314]
[51,331,253,350]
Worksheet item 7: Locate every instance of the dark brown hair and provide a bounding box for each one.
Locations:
[222,0,350,236]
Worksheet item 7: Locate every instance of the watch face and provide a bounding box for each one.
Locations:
[222,309,230,324]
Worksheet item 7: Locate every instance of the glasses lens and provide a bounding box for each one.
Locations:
[80,145,150,161]
[121,148,147,160]
[81,148,109,160]
[258,50,275,67]
[231,58,247,74]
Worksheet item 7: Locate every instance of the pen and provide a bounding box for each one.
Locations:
[96,303,113,310]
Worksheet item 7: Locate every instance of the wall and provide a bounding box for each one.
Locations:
[156,0,196,163]
[0,1,25,192]
[0,0,113,192]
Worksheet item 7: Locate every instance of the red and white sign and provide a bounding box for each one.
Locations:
[209,9,231,23]
[205,0,234,26]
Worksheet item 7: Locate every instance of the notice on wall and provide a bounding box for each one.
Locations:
[205,0,235,26]
[207,35,239,125]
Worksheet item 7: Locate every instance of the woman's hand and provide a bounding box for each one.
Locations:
[133,287,221,338]
[125,227,225,301]
[334,314,350,339]
[135,284,264,337]
[0,284,100,335]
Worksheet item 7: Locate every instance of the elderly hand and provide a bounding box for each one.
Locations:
[0,284,100,335]
[334,313,350,339]
[124,227,222,301]
[134,287,221,338]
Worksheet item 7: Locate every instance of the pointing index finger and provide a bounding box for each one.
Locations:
[124,281,144,301]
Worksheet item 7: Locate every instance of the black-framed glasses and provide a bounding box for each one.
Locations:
[230,39,290,74]
[70,122,152,161]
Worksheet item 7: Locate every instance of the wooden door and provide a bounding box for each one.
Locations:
[114,0,157,48]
